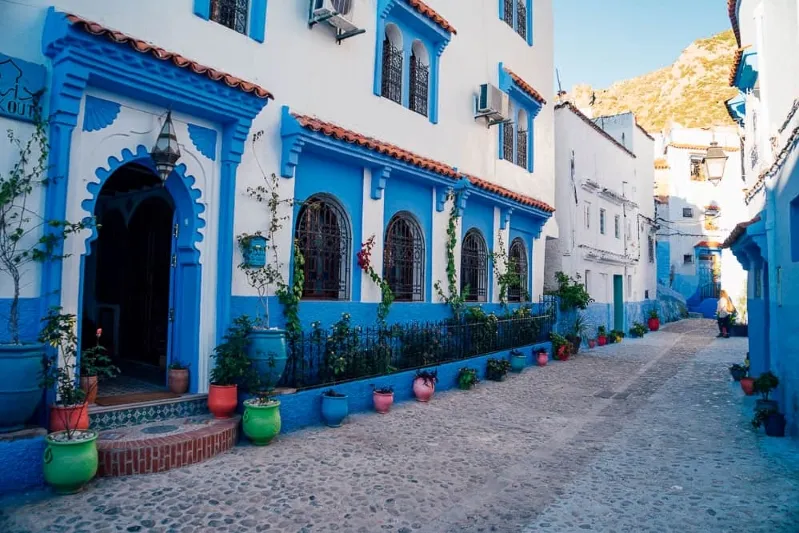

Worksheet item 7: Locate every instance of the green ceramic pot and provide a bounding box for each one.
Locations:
[43,430,98,494]
[243,399,281,445]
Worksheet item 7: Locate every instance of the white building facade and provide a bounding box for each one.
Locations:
[550,103,657,337]
[653,126,747,318]
[0,0,555,394]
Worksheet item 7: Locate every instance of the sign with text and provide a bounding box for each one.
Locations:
[0,53,46,123]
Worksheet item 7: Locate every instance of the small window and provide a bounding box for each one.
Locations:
[683,254,694,264]
[461,229,488,302]
[600,209,606,235]
[690,155,706,181]
[210,0,249,34]
[381,25,404,105]
[645,289,650,299]
[384,212,425,302]
[584,270,591,293]
[683,207,693,218]
[409,41,430,117]
[648,236,655,263]
[584,202,591,229]
[508,238,528,302]
[614,215,621,239]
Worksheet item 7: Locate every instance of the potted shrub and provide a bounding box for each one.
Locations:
[610,330,625,343]
[550,333,571,361]
[413,369,438,402]
[39,309,98,494]
[536,348,548,367]
[728,363,747,382]
[79,328,118,405]
[753,372,779,411]
[566,314,587,354]
[0,118,93,432]
[597,326,608,347]
[629,322,647,338]
[372,385,394,414]
[752,406,786,437]
[208,317,253,419]
[486,358,512,381]
[647,309,660,331]
[509,349,526,373]
[168,360,190,394]
[457,367,479,390]
[242,372,281,446]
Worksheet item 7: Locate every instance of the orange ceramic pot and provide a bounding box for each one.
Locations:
[208,384,238,418]
[412,377,435,402]
[80,375,98,404]
[373,392,394,414]
[168,369,190,394]
[740,377,755,396]
[50,403,90,433]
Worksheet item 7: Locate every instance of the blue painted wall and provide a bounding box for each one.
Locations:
[558,299,658,344]
[656,241,670,286]
[0,297,40,343]
[0,433,45,495]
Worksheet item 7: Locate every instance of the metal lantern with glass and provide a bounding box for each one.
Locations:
[703,141,728,185]
[151,111,181,183]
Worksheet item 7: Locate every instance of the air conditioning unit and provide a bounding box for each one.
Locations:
[475,83,510,126]
[312,0,358,34]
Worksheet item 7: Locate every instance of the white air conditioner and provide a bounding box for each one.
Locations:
[313,0,358,34]
[476,83,510,126]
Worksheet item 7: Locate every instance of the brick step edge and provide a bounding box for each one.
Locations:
[97,416,239,477]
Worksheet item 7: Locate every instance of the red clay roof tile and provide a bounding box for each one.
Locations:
[465,175,555,213]
[722,215,761,248]
[728,46,750,87]
[407,0,457,34]
[65,13,273,99]
[694,241,723,249]
[654,158,669,169]
[503,67,547,105]
[728,0,741,48]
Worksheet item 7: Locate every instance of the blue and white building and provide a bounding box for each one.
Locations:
[0,0,555,396]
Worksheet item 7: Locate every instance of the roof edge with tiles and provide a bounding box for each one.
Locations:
[466,175,555,213]
[503,67,547,105]
[728,0,741,48]
[555,102,636,158]
[407,0,457,34]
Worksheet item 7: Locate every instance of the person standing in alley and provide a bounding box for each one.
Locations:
[716,290,735,338]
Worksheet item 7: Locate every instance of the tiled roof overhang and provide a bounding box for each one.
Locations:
[407,0,456,34]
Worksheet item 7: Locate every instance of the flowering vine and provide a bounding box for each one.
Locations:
[358,235,394,326]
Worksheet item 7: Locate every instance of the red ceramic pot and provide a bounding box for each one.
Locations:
[208,384,238,418]
[588,339,597,349]
[556,345,570,361]
[80,375,98,405]
[413,377,435,402]
[648,318,660,331]
[740,377,755,396]
[50,403,90,433]
[598,336,607,346]
[373,392,394,414]
[536,351,548,366]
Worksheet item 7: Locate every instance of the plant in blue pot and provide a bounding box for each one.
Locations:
[0,112,95,432]
[316,318,354,427]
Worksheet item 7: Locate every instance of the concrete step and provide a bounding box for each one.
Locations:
[96,414,239,477]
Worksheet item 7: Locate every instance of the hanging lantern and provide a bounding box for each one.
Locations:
[151,111,181,182]
[703,142,728,185]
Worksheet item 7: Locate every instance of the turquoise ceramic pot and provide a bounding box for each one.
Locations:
[510,354,526,373]
[321,394,349,427]
[0,343,44,432]
[247,329,288,387]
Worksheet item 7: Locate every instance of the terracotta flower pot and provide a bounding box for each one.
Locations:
[740,377,755,396]
[50,403,90,433]
[413,377,435,402]
[373,392,394,414]
[588,339,597,349]
[536,351,548,366]
[597,336,607,346]
[648,318,660,331]
[80,375,98,405]
[208,384,238,419]
[556,345,570,361]
[168,368,189,394]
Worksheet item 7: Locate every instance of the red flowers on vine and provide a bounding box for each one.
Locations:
[357,235,376,271]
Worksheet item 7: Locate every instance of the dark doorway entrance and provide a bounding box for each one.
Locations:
[82,163,174,392]
[613,274,624,332]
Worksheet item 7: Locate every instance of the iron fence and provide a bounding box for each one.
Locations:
[279,299,555,390]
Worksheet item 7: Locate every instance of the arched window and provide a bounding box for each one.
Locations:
[381,24,403,104]
[508,238,528,302]
[384,212,425,302]
[502,102,515,162]
[409,41,430,117]
[295,195,350,300]
[461,229,488,302]
[516,109,528,169]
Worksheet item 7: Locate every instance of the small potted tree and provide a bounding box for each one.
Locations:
[168,360,190,394]
[79,328,118,404]
[647,309,660,331]
[486,358,512,381]
[372,385,394,414]
[39,309,98,494]
[509,349,526,373]
[597,326,608,347]
[413,369,438,402]
[208,317,253,419]
[536,348,548,367]
[753,372,779,411]
[457,367,479,390]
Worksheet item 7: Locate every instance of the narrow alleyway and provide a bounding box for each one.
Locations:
[1,320,797,533]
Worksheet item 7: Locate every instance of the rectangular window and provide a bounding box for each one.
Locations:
[502,122,515,162]
[381,38,403,104]
[648,236,655,263]
[516,126,528,169]
[600,209,606,235]
[584,270,591,293]
[683,254,694,264]
[614,215,621,239]
[584,202,591,229]
[500,0,530,42]
[210,0,249,34]
[682,207,693,218]
[690,155,706,181]
[503,0,514,27]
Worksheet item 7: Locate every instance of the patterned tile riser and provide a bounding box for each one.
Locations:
[90,399,209,431]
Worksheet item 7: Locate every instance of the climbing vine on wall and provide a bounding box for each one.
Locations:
[357,235,394,326]
[277,241,304,341]
[434,191,467,320]
[489,231,522,311]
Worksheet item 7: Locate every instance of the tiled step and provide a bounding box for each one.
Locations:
[89,394,208,431]
[96,414,239,477]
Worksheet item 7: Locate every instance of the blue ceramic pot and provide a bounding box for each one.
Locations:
[321,394,349,427]
[764,413,786,437]
[0,343,45,432]
[247,329,287,387]
[510,354,526,373]
[242,235,267,268]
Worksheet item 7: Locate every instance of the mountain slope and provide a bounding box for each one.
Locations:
[567,30,739,132]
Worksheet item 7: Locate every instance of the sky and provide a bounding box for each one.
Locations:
[554,0,733,91]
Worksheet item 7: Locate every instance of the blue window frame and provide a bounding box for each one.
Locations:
[193,0,268,43]
[497,63,542,172]
[499,0,533,45]
[374,0,454,124]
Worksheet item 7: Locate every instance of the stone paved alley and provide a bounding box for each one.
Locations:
[1,320,798,533]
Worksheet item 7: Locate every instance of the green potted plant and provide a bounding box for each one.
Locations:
[0,116,94,432]
[752,405,786,437]
[208,317,254,419]
[597,326,608,346]
[550,332,571,361]
[457,367,479,390]
[753,372,779,411]
[168,360,190,394]
[79,327,118,404]
[566,314,588,354]
[647,309,660,331]
[39,309,98,494]
[610,330,625,343]
[629,322,648,338]
[486,358,512,381]
[242,370,281,446]
[509,348,526,373]
[548,272,594,311]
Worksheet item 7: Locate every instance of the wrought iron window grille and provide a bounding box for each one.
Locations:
[295,197,350,300]
[210,0,249,34]
[409,55,429,117]
[503,122,515,162]
[516,0,527,39]
[503,0,514,27]
[384,214,425,302]
[381,38,403,105]
[461,230,488,302]
[508,238,528,302]
[516,128,528,169]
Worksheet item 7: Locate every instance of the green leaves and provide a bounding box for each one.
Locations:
[550,272,594,311]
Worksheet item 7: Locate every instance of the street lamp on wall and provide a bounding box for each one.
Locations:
[151,111,181,183]
[703,141,728,186]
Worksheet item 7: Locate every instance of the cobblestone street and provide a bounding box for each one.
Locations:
[1,319,797,533]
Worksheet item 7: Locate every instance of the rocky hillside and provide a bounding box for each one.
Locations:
[567,30,738,133]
